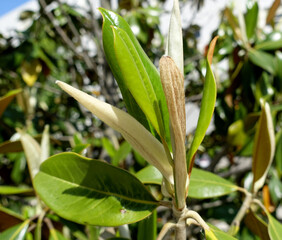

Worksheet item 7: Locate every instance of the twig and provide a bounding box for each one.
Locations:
[157,222,176,240]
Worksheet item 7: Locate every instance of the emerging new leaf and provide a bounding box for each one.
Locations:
[160,56,187,209]
[56,81,173,184]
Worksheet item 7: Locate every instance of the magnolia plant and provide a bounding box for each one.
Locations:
[25,0,280,240]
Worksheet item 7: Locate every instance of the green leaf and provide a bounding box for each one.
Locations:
[34,152,158,226]
[0,206,24,232]
[135,165,162,185]
[255,39,282,50]
[248,49,276,74]
[49,229,68,240]
[0,89,22,117]
[0,220,29,240]
[112,26,164,138]
[137,209,157,240]
[72,144,90,154]
[99,8,170,146]
[188,168,238,199]
[187,38,217,172]
[244,0,258,40]
[252,101,275,193]
[266,212,282,240]
[206,224,238,240]
[0,186,33,195]
[112,141,132,166]
[275,130,282,177]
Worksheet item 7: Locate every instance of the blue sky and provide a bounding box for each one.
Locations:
[0,0,31,16]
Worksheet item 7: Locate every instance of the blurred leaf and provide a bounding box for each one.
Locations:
[224,8,243,42]
[0,207,24,232]
[40,125,50,164]
[34,152,158,226]
[99,8,171,147]
[268,170,282,205]
[137,210,157,240]
[266,212,282,240]
[135,165,162,185]
[266,0,281,24]
[72,144,90,154]
[49,229,68,240]
[227,120,247,148]
[112,141,132,166]
[17,129,41,180]
[188,168,238,199]
[0,220,29,240]
[244,210,270,240]
[206,224,238,240]
[20,59,42,87]
[0,186,33,195]
[255,33,282,50]
[275,130,282,177]
[252,101,275,194]
[248,49,276,74]
[0,89,22,118]
[245,0,258,40]
[187,37,217,172]
[56,81,173,184]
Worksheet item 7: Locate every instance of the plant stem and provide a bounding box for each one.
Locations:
[173,205,187,240]
[228,191,252,235]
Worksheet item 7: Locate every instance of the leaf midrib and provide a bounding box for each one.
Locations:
[42,172,158,206]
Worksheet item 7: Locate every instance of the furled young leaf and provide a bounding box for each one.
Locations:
[17,129,41,180]
[248,49,276,74]
[112,26,166,140]
[0,186,33,195]
[99,8,170,146]
[187,37,218,172]
[266,212,282,240]
[34,153,158,226]
[244,0,258,40]
[206,224,238,240]
[0,89,22,117]
[56,81,173,184]
[137,210,157,240]
[252,101,275,194]
[135,165,162,185]
[188,168,238,199]
[40,125,50,164]
[0,220,30,240]
[160,56,187,209]
[165,0,183,74]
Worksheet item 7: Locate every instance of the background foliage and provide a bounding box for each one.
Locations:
[0,0,281,239]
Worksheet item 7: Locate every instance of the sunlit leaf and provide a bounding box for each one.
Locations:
[188,168,238,199]
[56,81,173,184]
[187,37,218,172]
[0,186,33,195]
[49,229,68,240]
[112,141,132,166]
[21,59,42,87]
[245,0,258,40]
[252,101,275,194]
[135,165,162,185]
[248,49,276,74]
[206,224,238,240]
[0,89,22,117]
[34,152,158,226]
[40,125,50,164]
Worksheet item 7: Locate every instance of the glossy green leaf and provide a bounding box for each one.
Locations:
[112,141,132,166]
[34,152,158,226]
[267,212,282,240]
[112,26,163,137]
[275,130,282,177]
[137,209,157,240]
[188,168,238,199]
[206,224,238,240]
[0,186,33,195]
[0,220,29,240]
[99,8,170,146]
[0,89,22,117]
[248,49,276,74]
[245,0,258,40]
[252,101,275,193]
[187,38,217,172]
[135,165,162,185]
